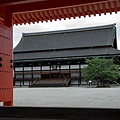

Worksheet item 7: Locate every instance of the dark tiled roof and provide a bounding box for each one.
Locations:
[14,24,116,52]
[14,47,120,61]
[14,24,120,61]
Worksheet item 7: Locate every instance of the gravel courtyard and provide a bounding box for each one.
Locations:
[1,86,120,108]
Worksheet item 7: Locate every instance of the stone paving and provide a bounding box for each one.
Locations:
[0,85,120,108]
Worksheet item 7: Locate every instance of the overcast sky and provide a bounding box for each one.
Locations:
[13,12,120,49]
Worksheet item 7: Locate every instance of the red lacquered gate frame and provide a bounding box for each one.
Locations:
[0,24,13,106]
[0,0,119,106]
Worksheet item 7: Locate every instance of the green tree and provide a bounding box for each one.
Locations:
[82,57,119,87]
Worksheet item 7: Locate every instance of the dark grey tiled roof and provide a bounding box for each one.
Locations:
[14,47,120,61]
[14,24,116,52]
[14,24,120,61]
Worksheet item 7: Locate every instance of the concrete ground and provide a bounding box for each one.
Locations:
[0,85,120,108]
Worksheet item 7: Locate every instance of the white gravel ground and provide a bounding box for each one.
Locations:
[0,86,120,108]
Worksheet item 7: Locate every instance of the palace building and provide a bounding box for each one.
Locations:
[13,24,120,87]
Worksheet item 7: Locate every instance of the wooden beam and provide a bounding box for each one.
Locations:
[9,0,111,14]
[0,6,5,20]
[0,0,46,6]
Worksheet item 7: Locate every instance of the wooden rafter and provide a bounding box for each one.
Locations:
[96,3,101,16]
[34,12,43,23]
[75,7,81,18]
[91,4,96,16]
[107,1,112,14]
[0,0,119,25]
[44,11,52,22]
[64,8,71,19]
[70,7,76,19]
[59,9,66,20]
[49,10,57,21]
[39,11,48,22]
[54,9,61,20]
[101,2,107,15]
[86,5,91,17]
[113,1,118,13]
[80,6,86,17]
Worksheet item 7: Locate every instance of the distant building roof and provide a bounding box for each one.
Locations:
[14,24,120,61]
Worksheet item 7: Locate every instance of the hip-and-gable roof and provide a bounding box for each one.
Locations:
[14,24,120,61]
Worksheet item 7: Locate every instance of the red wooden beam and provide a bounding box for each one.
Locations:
[8,0,112,14]
[1,0,120,25]
[0,0,46,6]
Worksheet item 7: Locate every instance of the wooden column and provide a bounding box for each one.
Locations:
[31,64,33,84]
[78,61,81,86]
[39,65,41,79]
[50,64,51,79]
[0,7,13,106]
[40,65,42,79]
[69,62,71,79]
[23,66,24,86]
[59,64,61,78]
[20,76,22,87]
[13,66,16,86]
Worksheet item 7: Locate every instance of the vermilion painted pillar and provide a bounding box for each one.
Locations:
[0,8,13,106]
